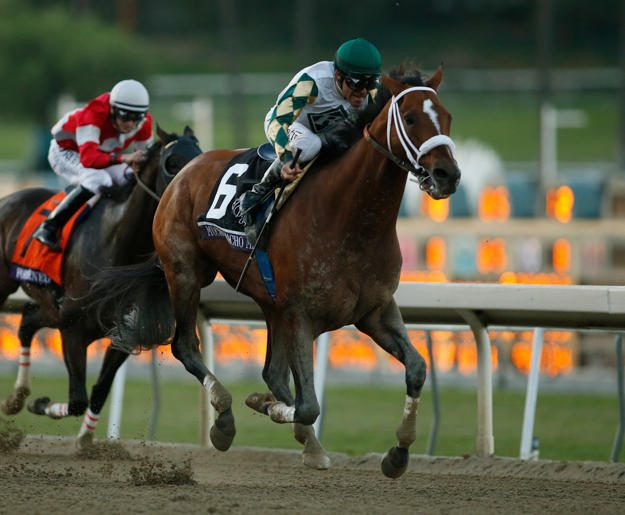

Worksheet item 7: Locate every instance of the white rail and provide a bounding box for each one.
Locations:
[5,281,625,458]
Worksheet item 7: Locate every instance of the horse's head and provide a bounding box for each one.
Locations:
[373,66,460,200]
[155,125,203,196]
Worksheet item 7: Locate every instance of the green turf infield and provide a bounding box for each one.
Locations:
[1,376,619,462]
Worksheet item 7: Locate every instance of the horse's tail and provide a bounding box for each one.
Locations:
[89,253,174,354]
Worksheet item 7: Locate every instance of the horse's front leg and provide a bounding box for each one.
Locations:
[1,302,44,415]
[163,244,235,451]
[248,313,318,425]
[27,325,90,420]
[356,299,427,479]
[246,320,330,469]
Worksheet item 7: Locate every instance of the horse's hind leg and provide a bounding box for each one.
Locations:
[75,346,130,449]
[1,301,49,415]
[162,243,235,451]
[356,299,427,479]
[246,322,330,470]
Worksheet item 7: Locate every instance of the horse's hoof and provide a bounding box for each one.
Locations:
[1,386,31,415]
[245,392,276,413]
[27,396,51,416]
[303,451,331,470]
[76,432,94,451]
[381,446,409,479]
[210,408,236,451]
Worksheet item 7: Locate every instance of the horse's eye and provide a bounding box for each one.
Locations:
[404,115,414,126]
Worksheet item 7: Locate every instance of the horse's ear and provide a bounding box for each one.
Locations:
[184,125,198,142]
[426,64,443,92]
[156,123,176,144]
[381,74,404,96]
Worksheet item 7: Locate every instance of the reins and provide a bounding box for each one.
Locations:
[364,86,455,183]
[130,163,162,202]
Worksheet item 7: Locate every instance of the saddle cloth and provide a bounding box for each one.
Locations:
[197,147,272,252]
[10,190,91,286]
[197,144,316,252]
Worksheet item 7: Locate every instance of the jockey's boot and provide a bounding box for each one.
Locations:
[32,185,95,251]
[240,158,282,244]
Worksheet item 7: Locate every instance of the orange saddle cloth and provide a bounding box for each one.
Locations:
[10,191,89,286]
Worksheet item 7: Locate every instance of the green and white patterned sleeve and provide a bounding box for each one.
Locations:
[266,73,319,163]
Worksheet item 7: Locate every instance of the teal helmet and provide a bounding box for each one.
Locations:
[334,38,382,91]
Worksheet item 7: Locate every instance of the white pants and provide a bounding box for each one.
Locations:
[48,140,131,193]
[263,115,322,163]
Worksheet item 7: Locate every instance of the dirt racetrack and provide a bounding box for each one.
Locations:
[1,435,625,515]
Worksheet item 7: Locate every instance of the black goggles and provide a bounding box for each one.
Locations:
[114,108,146,123]
[342,73,381,92]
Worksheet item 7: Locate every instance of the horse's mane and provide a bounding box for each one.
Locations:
[317,64,427,167]
[99,140,163,202]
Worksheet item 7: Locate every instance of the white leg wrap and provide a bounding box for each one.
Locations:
[396,395,420,449]
[268,403,296,424]
[77,409,99,438]
[15,347,31,389]
[45,402,69,419]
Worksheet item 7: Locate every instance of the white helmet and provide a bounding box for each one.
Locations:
[110,79,149,112]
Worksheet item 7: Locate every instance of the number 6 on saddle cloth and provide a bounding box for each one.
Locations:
[197,146,302,297]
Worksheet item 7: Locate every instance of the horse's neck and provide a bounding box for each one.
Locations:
[314,140,408,238]
[103,165,159,262]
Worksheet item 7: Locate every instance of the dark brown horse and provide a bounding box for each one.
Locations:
[93,66,460,477]
[0,126,201,447]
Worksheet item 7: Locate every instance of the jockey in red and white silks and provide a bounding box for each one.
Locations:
[34,80,153,250]
[50,91,152,192]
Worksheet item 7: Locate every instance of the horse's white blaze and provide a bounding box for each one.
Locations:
[423,99,441,134]
[268,403,296,423]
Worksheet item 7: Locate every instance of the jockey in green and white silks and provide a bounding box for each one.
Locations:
[240,38,382,241]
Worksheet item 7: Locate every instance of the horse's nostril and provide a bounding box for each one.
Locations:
[433,168,449,182]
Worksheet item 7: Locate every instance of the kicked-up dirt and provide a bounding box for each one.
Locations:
[1,435,624,514]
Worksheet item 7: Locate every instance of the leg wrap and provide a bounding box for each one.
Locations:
[45,402,69,419]
[77,409,100,438]
[396,395,420,448]
[15,347,31,389]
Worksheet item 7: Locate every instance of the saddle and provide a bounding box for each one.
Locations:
[10,189,92,286]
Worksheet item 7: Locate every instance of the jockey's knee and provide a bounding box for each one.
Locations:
[80,170,113,192]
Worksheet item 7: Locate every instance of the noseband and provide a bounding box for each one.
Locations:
[364,86,456,195]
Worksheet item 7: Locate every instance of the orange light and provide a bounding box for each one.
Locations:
[499,272,573,285]
[477,237,508,274]
[400,270,448,282]
[546,186,574,223]
[426,236,446,271]
[552,238,571,273]
[478,186,510,223]
[420,192,449,222]
[329,330,377,370]
[510,330,574,377]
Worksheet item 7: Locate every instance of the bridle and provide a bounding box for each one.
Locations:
[364,86,456,196]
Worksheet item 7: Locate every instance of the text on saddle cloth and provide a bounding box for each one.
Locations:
[10,190,93,286]
[197,146,317,252]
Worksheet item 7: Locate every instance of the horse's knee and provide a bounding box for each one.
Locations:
[406,352,427,396]
[68,399,88,417]
[295,401,320,426]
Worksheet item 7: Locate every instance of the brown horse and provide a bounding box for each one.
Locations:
[93,66,460,477]
[0,126,201,447]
